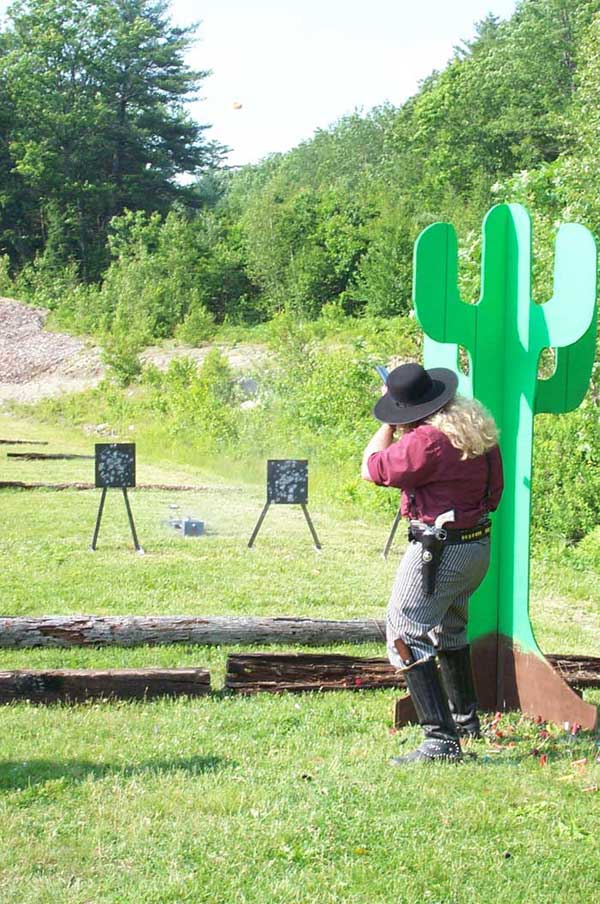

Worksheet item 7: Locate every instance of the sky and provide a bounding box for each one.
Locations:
[0,0,520,167]
[173,0,520,166]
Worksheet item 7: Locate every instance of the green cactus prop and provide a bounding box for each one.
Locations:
[412,203,598,729]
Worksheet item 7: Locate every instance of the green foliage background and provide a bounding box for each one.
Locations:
[2,0,600,545]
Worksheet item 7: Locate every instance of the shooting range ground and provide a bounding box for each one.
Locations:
[0,413,598,711]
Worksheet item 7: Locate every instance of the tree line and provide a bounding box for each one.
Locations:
[2,0,600,348]
[0,0,221,279]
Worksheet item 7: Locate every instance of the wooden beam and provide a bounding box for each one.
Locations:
[0,656,595,707]
[224,652,600,696]
[0,439,48,445]
[0,481,217,492]
[225,652,405,693]
[7,452,94,461]
[0,668,210,703]
[0,616,386,648]
[547,654,600,688]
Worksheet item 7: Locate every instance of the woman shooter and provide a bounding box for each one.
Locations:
[362,363,503,764]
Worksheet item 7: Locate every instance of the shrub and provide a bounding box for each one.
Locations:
[0,255,13,295]
[13,259,81,312]
[532,392,600,542]
[142,350,239,449]
[101,328,146,387]
[174,300,217,346]
[101,301,151,386]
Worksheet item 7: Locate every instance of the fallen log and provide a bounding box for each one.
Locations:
[0,480,219,492]
[0,616,386,648]
[0,480,96,490]
[225,652,403,692]
[224,652,600,694]
[0,668,210,703]
[7,452,94,461]
[0,439,48,445]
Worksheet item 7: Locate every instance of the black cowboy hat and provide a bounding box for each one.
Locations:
[373,363,458,425]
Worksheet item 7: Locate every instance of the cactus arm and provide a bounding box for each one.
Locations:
[533,223,596,349]
[535,315,598,414]
[534,223,598,414]
[413,222,477,349]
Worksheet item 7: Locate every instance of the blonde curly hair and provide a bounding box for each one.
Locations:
[425,395,499,459]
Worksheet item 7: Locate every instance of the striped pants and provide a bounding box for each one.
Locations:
[386,537,491,667]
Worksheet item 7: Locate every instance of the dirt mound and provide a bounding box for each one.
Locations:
[0,298,104,403]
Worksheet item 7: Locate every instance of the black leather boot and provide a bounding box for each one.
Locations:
[437,646,481,739]
[390,657,462,764]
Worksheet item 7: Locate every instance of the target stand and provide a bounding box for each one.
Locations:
[90,443,144,554]
[382,508,403,559]
[248,459,321,550]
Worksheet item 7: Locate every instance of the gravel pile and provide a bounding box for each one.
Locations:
[0,298,90,383]
[0,298,104,402]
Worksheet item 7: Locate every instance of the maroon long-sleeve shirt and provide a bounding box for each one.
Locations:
[367,424,503,528]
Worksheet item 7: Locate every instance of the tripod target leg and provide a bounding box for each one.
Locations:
[90,488,107,551]
[300,503,322,550]
[122,488,144,554]
[248,502,271,548]
[383,510,402,559]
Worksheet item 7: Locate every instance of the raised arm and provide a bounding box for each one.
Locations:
[361,424,395,481]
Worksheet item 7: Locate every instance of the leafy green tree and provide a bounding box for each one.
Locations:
[551,9,600,231]
[87,206,257,337]
[350,208,415,317]
[0,0,221,275]
[383,0,600,212]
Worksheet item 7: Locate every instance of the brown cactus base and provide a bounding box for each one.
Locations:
[393,635,598,730]
[471,634,597,730]
[392,693,418,727]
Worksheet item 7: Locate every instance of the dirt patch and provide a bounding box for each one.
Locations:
[141,343,268,373]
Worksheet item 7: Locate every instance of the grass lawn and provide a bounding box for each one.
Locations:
[0,413,599,904]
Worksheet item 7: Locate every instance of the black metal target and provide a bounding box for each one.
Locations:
[248,459,321,549]
[95,443,136,488]
[267,459,308,504]
[91,443,142,553]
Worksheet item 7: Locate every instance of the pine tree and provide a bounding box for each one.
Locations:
[0,0,222,275]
